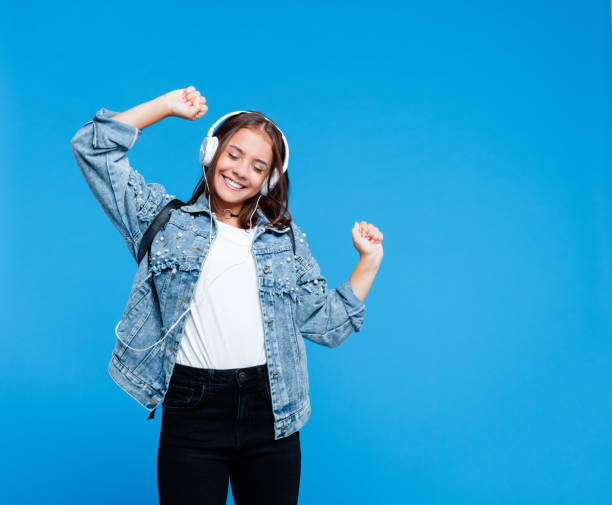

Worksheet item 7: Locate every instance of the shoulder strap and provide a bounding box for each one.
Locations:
[137,198,186,264]
[287,225,296,256]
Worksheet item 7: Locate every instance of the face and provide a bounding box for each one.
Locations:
[211,127,274,213]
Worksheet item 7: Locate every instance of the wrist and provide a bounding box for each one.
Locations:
[358,252,382,269]
[154,94,173,119]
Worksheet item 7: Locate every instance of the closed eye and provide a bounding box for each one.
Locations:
[227,152,265,173]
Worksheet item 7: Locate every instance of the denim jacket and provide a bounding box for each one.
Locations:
[70,107,366,439]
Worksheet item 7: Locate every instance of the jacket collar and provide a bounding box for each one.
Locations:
[181,192,289,232]
[180,191,214,215]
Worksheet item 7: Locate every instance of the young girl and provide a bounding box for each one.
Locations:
[70,85,383,505]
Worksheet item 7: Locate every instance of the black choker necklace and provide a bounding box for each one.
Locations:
[222,209,239,218]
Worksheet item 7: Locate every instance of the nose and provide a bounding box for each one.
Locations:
[232,160,249,182]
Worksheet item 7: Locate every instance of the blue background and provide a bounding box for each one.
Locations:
[2,1,611,503]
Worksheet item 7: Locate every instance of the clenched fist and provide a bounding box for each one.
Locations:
[163,86,208,121]
[351,221,383,259]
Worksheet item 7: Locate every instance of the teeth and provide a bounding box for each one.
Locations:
[223,176,245,189]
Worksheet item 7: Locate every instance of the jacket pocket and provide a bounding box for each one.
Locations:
[116,281,155,349]
[287,298,308,397]
[114,277,164,367]
[122,281,150,317]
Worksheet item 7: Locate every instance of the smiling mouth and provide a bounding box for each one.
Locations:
[222,175,247,191]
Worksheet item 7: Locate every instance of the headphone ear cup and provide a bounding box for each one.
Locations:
[259,176,269,196]
[259,169,280,197]
[200,136,219,168]
[268,169,279,191]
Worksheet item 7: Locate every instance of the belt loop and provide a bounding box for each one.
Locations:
[259,364,268,392]
[207,368,214,394]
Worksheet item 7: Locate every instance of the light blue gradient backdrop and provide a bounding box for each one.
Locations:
[2,1,610,503]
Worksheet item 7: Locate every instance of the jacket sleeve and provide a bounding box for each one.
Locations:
[70,107,172,261]
[291,222,366,348]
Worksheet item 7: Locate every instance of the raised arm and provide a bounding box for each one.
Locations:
[110,86,207,129]
[69,87,208,260]
[292,221,383,348]
[349,220,383,301]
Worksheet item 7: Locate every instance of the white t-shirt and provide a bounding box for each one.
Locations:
[176,219,267,369]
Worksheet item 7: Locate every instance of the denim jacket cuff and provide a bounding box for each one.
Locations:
[92,107,142,150]
[336,279,365,332]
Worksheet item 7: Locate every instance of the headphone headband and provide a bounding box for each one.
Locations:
[206,110,246,137]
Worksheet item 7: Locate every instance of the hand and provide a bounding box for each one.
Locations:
[163,86,208,121]
[351,221,383,259]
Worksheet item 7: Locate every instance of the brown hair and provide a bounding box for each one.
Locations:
[186,111,292,230]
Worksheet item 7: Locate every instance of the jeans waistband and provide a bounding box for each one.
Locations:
[171,362,269,391]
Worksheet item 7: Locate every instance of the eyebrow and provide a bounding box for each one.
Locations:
[228,144,270,168]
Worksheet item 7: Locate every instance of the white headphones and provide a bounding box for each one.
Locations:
[199,110,290,196]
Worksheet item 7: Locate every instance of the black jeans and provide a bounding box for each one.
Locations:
[157,362,301,505]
